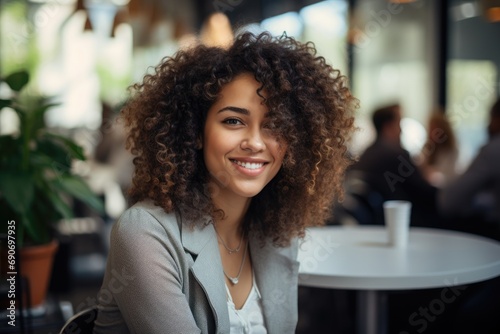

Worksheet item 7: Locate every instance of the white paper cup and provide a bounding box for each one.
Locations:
[383,200,412,248]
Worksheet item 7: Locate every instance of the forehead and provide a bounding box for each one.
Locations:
[215,73,266,105]
[221,73,261,91]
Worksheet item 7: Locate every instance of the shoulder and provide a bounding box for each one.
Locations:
[112,200,182,243]
[280,237,299,260]
[357,140,410,168]
[470,136,500,170]
[365,139,406,156]
[263,235,300,262]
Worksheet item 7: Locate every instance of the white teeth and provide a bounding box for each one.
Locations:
[232,160,264,170]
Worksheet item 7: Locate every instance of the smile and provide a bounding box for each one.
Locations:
[230,159,266,170]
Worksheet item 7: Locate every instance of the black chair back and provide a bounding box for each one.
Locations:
[341,171,385,225]
[59,306,98,334]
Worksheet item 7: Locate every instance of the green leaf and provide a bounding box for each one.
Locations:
[22,209,48,245]
[29,102,59,134]
[4,71,29,92]
[12,102,56,145]
[45,186,74,220]
[0,99,11,109]
[41,132,86,160]
[0,171,34,215]
[30,151,71,175]
[0,136,21,159]
[54,175,104,213]
[19,185,59,246]
[35,140,73,172]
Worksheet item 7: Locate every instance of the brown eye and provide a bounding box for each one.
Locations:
[223,118,243,125]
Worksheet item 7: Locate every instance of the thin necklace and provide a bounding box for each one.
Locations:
[214,226,243,254]
[223,240,248,285]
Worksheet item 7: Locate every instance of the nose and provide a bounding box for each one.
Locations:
[241,128,265,152]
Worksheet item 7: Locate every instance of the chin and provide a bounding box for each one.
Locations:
[231,183,268,199]
[234,189,264,199]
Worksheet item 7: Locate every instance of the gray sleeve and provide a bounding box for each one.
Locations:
[438,143,496,217]
[96,207,201,334]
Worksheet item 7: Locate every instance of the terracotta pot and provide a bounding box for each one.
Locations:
[19,240,59,307]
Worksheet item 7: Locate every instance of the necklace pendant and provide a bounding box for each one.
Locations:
[229,277,239,285]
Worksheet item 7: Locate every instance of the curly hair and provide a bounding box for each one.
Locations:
[122,32,357,247]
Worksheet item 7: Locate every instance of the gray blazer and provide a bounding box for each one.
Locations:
[94,200,299,334]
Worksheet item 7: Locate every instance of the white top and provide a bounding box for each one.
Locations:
[298,226,500,290]
[226,276,267,334]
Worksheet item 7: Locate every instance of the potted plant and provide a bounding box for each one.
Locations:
[0,70,104,308]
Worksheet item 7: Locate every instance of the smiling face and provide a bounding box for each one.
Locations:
[203,73,287,203]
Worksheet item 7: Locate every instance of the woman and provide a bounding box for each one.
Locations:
[94,32,356,333]
[419,110,458,187]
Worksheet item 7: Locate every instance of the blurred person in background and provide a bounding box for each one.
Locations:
[418,109,459,187]
[349,104,439,226]
[439,98,500,239]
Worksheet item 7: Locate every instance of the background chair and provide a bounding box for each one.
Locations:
[59,306,98,334]
[339,171,385,225]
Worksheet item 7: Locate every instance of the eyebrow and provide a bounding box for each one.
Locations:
[217,106,250,115]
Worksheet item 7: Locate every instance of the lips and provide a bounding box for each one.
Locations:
[230,159,266,170]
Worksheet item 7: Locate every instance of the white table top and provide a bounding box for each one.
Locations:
[298,225,500,290]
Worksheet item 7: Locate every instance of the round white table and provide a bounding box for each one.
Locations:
[298,226,500,334]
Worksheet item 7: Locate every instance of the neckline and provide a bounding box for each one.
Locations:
[225,271,260,311]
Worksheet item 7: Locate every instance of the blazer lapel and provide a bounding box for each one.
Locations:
[182,220,230,333]
[250,234,300,334]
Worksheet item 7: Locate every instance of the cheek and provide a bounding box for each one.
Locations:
[202,133,217,168]
[273,142,288,165]
[203,131,233,168]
